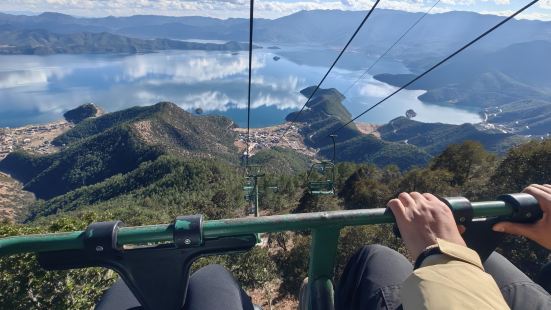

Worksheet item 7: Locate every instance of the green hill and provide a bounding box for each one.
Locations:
[286,86,360,147]
[378,116,523,155]
[27,155,244,221]
[286,87,353,124]
[63,103,103,124]
[0,102,238,200]
[285,87,432,169]
[329,135,431,169]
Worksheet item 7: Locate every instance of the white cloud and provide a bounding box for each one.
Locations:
[0,68,70,89]
[1,0,550,20]
[540,0,551,10]
[120,52,264,83]
[479,9,551,20]
[440,0,475,6]
[357,78,396,98]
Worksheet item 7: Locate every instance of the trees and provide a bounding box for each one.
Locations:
[339,166,392,210]
[490,139,551,194]
[431,140,495,186]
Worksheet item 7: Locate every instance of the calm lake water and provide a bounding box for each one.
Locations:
[0,46,481,128]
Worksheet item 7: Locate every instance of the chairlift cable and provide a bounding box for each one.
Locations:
[246,0,255,165]
[280,0,382,138]
[331,0,540,135]
[341,0,441,96]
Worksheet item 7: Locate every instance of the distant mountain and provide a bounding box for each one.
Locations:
[1,10,550,56]
[0,102,239,199]
[373,40,551,135]
[0,27,252,55]
[375,40,551,104]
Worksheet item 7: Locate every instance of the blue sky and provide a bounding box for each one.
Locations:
[1,0,550,20]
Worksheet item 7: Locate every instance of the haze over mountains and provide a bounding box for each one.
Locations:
[1,10,550,55]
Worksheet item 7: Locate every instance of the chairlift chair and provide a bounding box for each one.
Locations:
[307,135,337,195]
[307,161,335,195]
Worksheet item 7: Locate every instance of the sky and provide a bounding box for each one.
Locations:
[1,0,551,20]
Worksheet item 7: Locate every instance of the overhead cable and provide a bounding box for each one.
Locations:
[331,0,540,135]
[246,0,255,165]
[341,0,441,96]
[281,0,382,138]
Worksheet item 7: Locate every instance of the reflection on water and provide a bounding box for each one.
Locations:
[0,49,481,127]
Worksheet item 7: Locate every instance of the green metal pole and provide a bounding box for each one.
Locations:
[255,176,260,218]
[0,200,513,257]
[308,227,340,310]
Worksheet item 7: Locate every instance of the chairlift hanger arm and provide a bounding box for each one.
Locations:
[0,198,532,257]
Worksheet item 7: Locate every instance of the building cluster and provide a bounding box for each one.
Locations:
[0,121,72,160]
[235,124,317,158]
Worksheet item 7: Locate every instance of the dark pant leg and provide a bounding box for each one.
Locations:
[96,264,253,310]
[95,279,141,310]
[484,252,551,310]
[335,245,412,310]
[536,262,551,293]
[184,264,254,310]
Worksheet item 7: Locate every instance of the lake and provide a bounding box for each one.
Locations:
[0,46,482,128]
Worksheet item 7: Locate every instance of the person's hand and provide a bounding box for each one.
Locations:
[493,184,551,250]
[388,192,466,260]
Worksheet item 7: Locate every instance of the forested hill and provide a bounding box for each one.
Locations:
[0,102,239,200]
[285,87,428,169]
[0,26,252,55]
[378,117,524,155]
[286,86,522,169]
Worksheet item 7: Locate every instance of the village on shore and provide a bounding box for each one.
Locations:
[0,121,72,160]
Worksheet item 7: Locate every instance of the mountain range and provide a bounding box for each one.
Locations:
[1,10,550,57]
[0,25,252,55]
[374,40,551,135]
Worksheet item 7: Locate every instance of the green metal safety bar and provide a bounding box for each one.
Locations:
[0,194,542,309]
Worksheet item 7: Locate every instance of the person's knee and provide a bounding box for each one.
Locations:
[353,244,398,261]
[193,264,231,278]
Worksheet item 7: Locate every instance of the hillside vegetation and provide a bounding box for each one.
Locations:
[0,102,238,200]
[288,87,519,168]
[63,103,103,124]
[1,137,550,309]
[378,116,523,155]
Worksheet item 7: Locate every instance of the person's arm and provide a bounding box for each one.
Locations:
[493,184,551,250]
[388,192,509,309]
